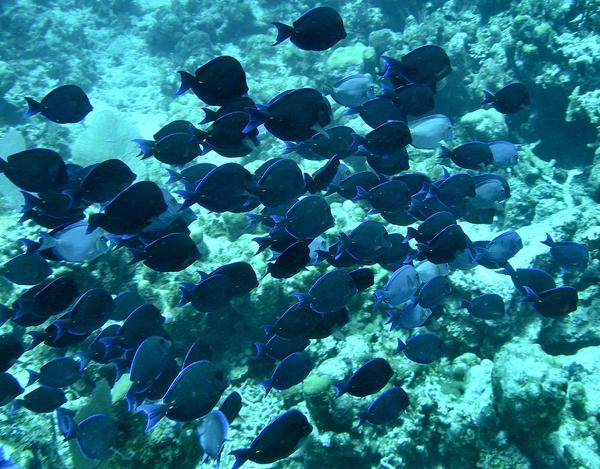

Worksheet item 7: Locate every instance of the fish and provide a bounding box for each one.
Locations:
[210,262,258,297]
[391,83,435,116]
[0,372,23,406]
[349,267,375,292]
[26,357,84,388]
[387,303,433,330]
[354,120,412,155]
[199,96,257,124]
[305,156,341,194]
[198,410,229,467]
[523,286,578,318]
[440,142,494,169]
[16,385,66,413]
[77,158,136,203]
[263,301,323,339]
[377,233,414,271]
[285,126,358,161]
[413,275,451,309]
[129,336,172,388]
[468,175,510,209]
[182,339,214,368]
[272,7,346,51]
[59,412,117,461]
[497,262,556,296]
[355,180,412,214]
[128,232,200,272]
[374,265,420,307]
[138,360,228,431]
[417,224,470,264]
[357,386,410,426]
[335,357,393,397]
[88,181,168,235]
[255,335,310,361]
[541,233,589,271]
[336,220,391,263]
[251,158,306,207]
[431,171,476,206]
[406,211,456,244]
[230,409,312,469]
[329,171,381,199]
[219,391,242,424]
[409,114,453,149]
[295,269,358,314]
[37,221,109,263]
[260,351,313,395]
[0,148,67,193]
[134,120,203,166]
[396,333,443,364]
[381,45,452,86]
[166,163,217,189]
[366,148,410,176]
[1,252,52,285]
[53,288,115,338]
[272,195,334,240]
[327,74,375,107]
[194,112,259,158]
[244,88,332,142]
[460,293,505,320]
[489,140,518,168]
[176,56,249,106]
[482,82,530,114]
[476,229,523,268]
[266,241,310,279]
[345,97,406,129]
[24,84,92,123]
[178,274,232,313]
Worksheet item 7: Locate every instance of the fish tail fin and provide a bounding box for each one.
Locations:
[199,107,219,124]
[37,232,58,252]
[396,338,407,354]
[357,412,368,427]
[337,232,352,257]
[165,168,182,184]
[56,407,78,440]
[271,22,293,46]
[372,289,385,305]
[0,157,7,172]
[25,369,40,387]
[175,70,197,96]
[230,448,253,469]
[132,139,155,159]
[481,90,496,104]
[304,173,316,194]
[242,108,267,134]
[174,189,198,210]
[404,227,418,243]
[353,185,370,201]
[439,146,452,160]
[521,286,539,302]
[334,383,346,398]
[137,404,168,432]
[252,236,272,255]
[259,379,272,396]
[24,97,42,117]
[19,191,40,213]
[261,325,275,338]
[283,141,299,154]
[177,283,195,307]
[541,232,554,247]
[254,342,266,359]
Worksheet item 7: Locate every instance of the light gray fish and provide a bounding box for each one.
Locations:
[373,265,420,307]
[489,140,518,168]
[409,114,453,149]
[327,74,376,107]
[38,221,109,263]
[198,409,229,468]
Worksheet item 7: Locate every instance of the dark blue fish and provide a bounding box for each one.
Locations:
[355,120,412,155]
[166,162,217,188]
[179,274,232,313]
[54,288,114,337]
[366,148,409,176]
[377,233,414,271]
[460,293,505,320]
[0,148,67,193]
[349,267,375,292]
[396,333,442,364]
[59,412,116,461]
[285,126,357,160]
[432,171,476,206]
[231,409,312,469]
[256,335,310,361]
[263,301,322,339]
[129,233,199,272]
[295,269,358,314]
[17,385,66,413]
[134,120,203,166]
[382,45,451,86]
[1,252,51,286]
[391,83,435,116]
[199,96,257,124]
[355,180,411,213]
[272,7,346,51]
[482,82,530,114]
[497,262,556,296]
[304,307,350,339]
[337,220,391,263]
[272,195,334,240]
[414,275,451,308]
[345,97,405,129]
[194,112,259,158]
[88,181,168,235]
[139,360,228,431]
[114,303,166,350]
[523,286,578,318]
[27,357,84,388]
[329,171,381,199]
[78,159,136,203]
[210,262,258,297]
[440,142,493,169]
[335,357,393,397]
[176,56,249,106]
[177,163,257,213]
[88,325,123,364]
[260,351,313,395]
[417,224,469,264]
[358,386,409,426]
[267,241,310,279]
[25,84,92,123]
[130,336,172,388]
[305,156,341,194]
[219,391,242,424]
[252,158,306,207]
[182,339,214,368]
[0,372,23,406]
[541,233,589,271]
[406,211,456,244]
[245,88,332,142]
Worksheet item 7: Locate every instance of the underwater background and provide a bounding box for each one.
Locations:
[1,0,599,468]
